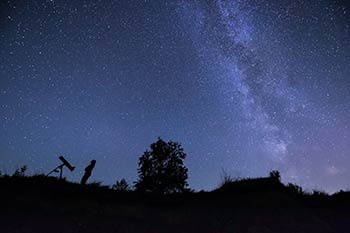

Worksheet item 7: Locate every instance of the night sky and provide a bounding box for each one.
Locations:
[1,0,350,193]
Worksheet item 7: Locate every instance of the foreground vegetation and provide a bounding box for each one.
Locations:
[1,173,349,233]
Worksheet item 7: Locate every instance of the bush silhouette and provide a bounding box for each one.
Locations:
[269,170,281,181]
[112,178,130,191]
[13,165,27,177]
[287,183,303,195]
[312,189,328,197]
[135,137,189,194]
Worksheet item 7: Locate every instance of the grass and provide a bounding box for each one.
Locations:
[0,174,349,233]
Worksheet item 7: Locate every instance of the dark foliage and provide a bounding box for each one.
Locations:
[269,170,281,181]
[219,169,238,187]
[287,183,303,195]
[1,175,350,233]
[135,138,189,194]
[216,176,285,196]
[112,178,130,191]
[13,165,27,177]
[312,189,328,197]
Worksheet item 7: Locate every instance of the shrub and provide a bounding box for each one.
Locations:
[219,169,238,188]
[287,183,303,195]
[13,165,27,177]
[312,189,328,197]
[269,170,281,181]
[112,178,130,191]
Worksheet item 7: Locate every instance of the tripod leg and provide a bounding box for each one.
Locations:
[59,167,63,180]
[47,164,62,177]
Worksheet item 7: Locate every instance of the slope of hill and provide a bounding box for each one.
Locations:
[1,175,349,233]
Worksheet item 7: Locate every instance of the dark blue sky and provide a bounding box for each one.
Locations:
[1,0,350,193]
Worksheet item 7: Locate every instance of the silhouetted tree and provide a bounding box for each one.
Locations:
[112,178,130,191]
[269,170,281,181]
[135,138,189,194]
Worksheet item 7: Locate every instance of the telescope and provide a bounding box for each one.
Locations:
[47,156,75,179]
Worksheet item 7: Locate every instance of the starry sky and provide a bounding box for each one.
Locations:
[1,0,350,193]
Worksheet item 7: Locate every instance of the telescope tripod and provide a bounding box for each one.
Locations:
[47,164,65,179]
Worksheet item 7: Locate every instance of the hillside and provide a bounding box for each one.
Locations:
[1,175,350,233]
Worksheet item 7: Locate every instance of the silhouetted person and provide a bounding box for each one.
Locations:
[81,160,96,185]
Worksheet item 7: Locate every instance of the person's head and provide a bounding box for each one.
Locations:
[91,160,96,165]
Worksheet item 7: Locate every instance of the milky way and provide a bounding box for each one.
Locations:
[1,0,350,192]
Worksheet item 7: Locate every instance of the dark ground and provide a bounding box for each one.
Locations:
[1,175,349,233]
